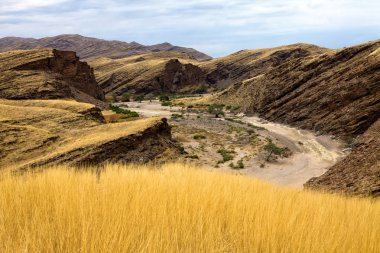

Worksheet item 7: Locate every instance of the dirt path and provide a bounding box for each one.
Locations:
[119,101,346,188]
[241,116,344,187]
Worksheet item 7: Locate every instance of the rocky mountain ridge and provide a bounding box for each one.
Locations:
[0,34,212,61]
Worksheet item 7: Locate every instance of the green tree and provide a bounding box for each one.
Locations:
[135,94,145,103]
[208,104,225,118]
[263,139,285,161]
[121,93,131,102]
[158,95,170,102]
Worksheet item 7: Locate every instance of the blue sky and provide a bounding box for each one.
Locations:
[1,0,379,57]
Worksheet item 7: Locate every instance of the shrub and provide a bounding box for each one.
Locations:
[110,105,139,118]
[186,155,199,159]
[193,135,207,140]
[217,148,234,163]
[158,95,170,102]
[263,138,286,161]
[121,93,131,102]
[171,113,183,119]
[135,94,145,102]
[195,85,208,94]
[208,104,225,118]
[161,101,173,107]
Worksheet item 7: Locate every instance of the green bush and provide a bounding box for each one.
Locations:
[263,138,286,161]
[193,135,207,140]
[208,104,225,118]
[217,148,234,163]
[171,113,183,120]
[161,101,173,106]
[110,105,139,118]
[121,93,131,102]
[158,95,170,102]
[135,94,145,102]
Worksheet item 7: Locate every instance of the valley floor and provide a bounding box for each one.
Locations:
[118,100,346,187]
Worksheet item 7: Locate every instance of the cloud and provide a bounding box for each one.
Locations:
[0,0,379,56]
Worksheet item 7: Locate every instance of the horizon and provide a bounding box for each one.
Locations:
[1,0,380,57]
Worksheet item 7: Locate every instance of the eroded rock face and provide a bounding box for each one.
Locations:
[213,40,380,137]
[0,99,179,170]
[91,53,207,96]
[305,119,380,197]
[0,49,106,105]
[152,59,206,94]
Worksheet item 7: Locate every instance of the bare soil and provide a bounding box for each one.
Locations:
[120,100,346,188]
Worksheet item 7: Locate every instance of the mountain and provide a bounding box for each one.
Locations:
[89,52,207,95]
[0,48,107,107]
[0,34,212,61]
[209,40,380,138]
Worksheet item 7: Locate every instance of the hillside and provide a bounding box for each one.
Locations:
[0,34,212,61]
[210,40,380,137]
[0,163,378,252]
[0,49,106,107]
[89,52,207,95]
[0,99,178,169]
[305,119,380,197]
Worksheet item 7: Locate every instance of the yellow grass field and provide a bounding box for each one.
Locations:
[0,163,378,252]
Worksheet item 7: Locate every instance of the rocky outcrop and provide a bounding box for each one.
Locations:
[0,49,106,106]
[212,40,380,137]
[90,52,207,95]
[305,119,380,197]
[0,99,179,170]
[0,34,212,61]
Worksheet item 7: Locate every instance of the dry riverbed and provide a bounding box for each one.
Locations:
[116,100,346,188]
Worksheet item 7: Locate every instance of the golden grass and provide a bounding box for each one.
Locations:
[0,163,378,252]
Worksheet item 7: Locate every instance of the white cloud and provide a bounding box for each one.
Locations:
[0,0,379,56]
[0,0,69,12]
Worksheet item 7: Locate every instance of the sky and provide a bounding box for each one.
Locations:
[0,0,379,57]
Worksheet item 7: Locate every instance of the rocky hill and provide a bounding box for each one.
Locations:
[0,49,106,107]
[0,34,212,61]
[211,40,380,138]
[305,119,380,197]
[89,52,207,95]
[0,99,178,169]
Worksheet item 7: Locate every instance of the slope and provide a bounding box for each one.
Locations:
[0,34,212,61]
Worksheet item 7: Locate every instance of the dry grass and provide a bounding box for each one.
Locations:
[0,163,378,252]
[0,99,163,168]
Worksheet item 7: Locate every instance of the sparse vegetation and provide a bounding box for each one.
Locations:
[0,163,378,252]
[208,104,225,118]
[193,134,207,140]
[217,148,235,163]
[171,113,183,119]
[121,92,131,102]
[158,94,170,102]
[263,138,287,161]
[110,105,139,118]
[135,94,145,102]
[161,101,173,106]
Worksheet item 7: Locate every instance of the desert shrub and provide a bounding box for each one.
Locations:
[263,138,287,161]
[171,113,183,119]
[208,104,225,118]
[135,94,145,102]
[159,95,170,102]
[161,101,173,107]
[186,154,199,159]
[110,105,139,118]
[229,159,245,170]
[195,85,208,94]
[121,93,131,102]
[217,148,234,163]
[193,135,207,140]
